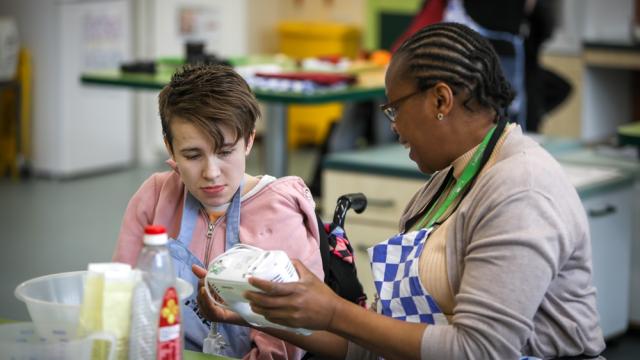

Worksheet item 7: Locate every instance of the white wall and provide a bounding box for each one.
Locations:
[0,0,135,177]
[151,0,249,58]
[582,0,636,44]
[545,0,637,55]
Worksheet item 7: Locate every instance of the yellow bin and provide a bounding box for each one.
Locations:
[277,22,361,148]
[278,21,361,59]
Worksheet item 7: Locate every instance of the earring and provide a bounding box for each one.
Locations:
[437,113,444,121]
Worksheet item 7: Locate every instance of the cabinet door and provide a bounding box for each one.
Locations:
[631,182,640,325]
[584,186,633,338]
[322,170,424,224]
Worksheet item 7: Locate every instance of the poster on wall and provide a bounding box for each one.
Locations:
[178,6,220,48]
[82,9,126,71]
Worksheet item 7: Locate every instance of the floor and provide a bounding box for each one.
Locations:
[0,142,638,358]
[603,329,640,359]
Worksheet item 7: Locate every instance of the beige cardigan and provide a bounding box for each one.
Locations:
[347,127,605,359]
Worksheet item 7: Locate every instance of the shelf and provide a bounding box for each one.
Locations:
[583,43,640,70]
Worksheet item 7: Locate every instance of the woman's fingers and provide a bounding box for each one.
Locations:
[290,259,314,279]
[192,265,227,321]
[247,275,275,293]
[248,276,298,297]
[192,264,207,279]
[246,259,316,296]
[243,259,344,330]
[245,286,295,310]
[196,281,239,323]
[248,291,308,328]
[197,283,217,320]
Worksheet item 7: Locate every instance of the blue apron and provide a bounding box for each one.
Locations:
[444,0,527,128]
[368,227,448,325]
[167,184,251,358]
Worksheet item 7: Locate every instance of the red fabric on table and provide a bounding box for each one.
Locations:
[255,72,357,86]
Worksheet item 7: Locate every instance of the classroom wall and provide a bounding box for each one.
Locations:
[247,0,366,55]
[277,0,365,25]
[132,0,366,59]
[538,0,638,139]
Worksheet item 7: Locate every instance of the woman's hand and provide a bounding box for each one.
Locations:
[191,264,247,326]
[245,259,343,331]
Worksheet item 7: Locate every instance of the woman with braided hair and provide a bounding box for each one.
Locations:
[194,22,605,359]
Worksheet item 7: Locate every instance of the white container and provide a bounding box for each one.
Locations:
[206,244,311,335]
[14,270,192,339]
[0,321,115,360]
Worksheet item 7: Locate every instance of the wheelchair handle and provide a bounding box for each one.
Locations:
[333,193,367,228]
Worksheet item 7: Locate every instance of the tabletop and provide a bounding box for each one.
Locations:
[618,122,640,146]
[80,70,386,104]
[0,318,235,359]
[324,137,636,199]
[583,42,640,70]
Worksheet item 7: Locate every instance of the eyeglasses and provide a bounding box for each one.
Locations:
[379,89,423,123]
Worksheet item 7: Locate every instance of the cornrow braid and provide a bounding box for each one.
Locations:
[396,22,515,118]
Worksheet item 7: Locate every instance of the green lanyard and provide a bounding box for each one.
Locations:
[414,125,498,230]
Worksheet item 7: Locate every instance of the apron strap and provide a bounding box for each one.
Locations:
[176,192,201,247]
[225,180,243,250]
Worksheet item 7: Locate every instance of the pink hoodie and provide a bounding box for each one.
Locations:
[113,169,323,360]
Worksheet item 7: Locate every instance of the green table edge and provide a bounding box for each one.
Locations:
[618,122,640,146]
[575,174,635,199]
[81,73,386,104]
[324,159,635,199]
[323,158,427,180]
[81,73,167,91]
[324,145,637,199]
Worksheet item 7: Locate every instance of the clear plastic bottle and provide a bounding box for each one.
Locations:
[129,225,183,360]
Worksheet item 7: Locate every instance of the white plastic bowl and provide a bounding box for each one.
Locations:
[14,270,193,339]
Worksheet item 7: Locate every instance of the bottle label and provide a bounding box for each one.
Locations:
[157,286,182,360]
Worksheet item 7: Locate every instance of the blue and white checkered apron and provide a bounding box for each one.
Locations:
[368,226,541,360]
[368,227,447,325]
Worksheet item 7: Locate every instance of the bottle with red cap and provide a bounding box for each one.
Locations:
[129,225,182,360]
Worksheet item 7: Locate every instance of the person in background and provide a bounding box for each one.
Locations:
[113,64,323,359]
[523,0,572,133]
[442,0,529,128]
[195,23,605,359]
